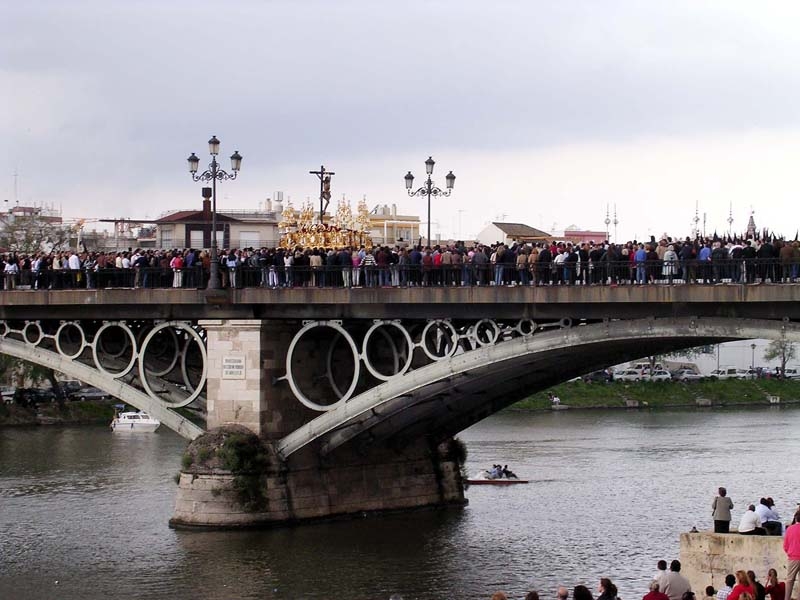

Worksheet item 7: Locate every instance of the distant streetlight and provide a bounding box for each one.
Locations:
[405,156,455,246]
[187,136,242,290]
[751,343,757,371]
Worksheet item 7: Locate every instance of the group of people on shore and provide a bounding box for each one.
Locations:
[484,558,788,600]
[485,565,687,600]
[712,487,787,536]
[2,233,800,291]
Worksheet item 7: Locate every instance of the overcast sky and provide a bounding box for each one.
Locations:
[3,1,800,241]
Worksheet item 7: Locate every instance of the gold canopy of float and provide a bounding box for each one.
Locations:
[278,196,373,250]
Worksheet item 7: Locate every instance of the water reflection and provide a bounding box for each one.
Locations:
[1,408,799,599]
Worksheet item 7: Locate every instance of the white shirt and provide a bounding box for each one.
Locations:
[738,509,761,532]
[755,503,781,523]
[68,254,81,270]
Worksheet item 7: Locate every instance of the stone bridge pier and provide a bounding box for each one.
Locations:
[170,318,466,529]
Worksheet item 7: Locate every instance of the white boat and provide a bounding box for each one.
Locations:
[110,411,160,433]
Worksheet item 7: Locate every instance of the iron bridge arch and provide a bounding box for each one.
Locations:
[277,317,800,459]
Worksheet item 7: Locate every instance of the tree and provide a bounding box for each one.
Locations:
[763,339,797,376]
[646,346,706,373]
[0,212,74,253]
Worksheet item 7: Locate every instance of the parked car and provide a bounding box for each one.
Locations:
[59,381,84,395]
[13,388,56,406]
[614,369,643,382]
[0,386,15,403]
[583,370,612,383]
[646,369,672,382]
[708,367,748,380]
[672,369,703,382]
[69,387,111,401]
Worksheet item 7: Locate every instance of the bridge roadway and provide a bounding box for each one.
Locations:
[1,284,800,321]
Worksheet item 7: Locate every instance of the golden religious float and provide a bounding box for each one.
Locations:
[278,196,373,250]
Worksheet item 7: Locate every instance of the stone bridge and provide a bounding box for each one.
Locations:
[1,286,798,527]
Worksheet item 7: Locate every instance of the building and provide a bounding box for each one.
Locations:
[476,222,551,246]
[549,225,608,245]
[368,204,420,246]
[155,197,281,250]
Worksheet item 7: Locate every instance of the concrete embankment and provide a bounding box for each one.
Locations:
[0,401,115,427]
[512,380,800,411]
[680,531,791,596]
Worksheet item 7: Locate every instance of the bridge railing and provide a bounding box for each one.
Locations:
[1,258,797,290]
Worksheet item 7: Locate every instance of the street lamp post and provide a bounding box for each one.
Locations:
[751,343,756,371]
[405,157,455,247]
[187,136,242,290]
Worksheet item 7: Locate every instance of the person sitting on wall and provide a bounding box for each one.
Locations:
[755,497,783,536]
[738,505,767,535]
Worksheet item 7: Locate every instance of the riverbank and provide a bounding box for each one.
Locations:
[512,379,800,410]
[0,400,115,427]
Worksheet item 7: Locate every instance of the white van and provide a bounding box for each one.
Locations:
[709,366,747,380]
[783,367,800,380]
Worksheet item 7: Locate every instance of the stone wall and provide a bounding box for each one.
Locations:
[680,532,791,595]
[170,437,466,529]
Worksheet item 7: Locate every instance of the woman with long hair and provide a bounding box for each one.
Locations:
[574,585,594,600]
[728,570,756,600]
[765,567,785,600]
[597,578,618,600]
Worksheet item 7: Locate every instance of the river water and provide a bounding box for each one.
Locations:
[1,408,798,600]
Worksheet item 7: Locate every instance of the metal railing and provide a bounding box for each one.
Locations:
[1,258,798,291]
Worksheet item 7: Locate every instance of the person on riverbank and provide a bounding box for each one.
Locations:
[597,578,619,600]
[718,574,736,600]
[738,505,766,535]
[526,591,540,600]
[764,568,784,600]
[728,571,755,600]
[746,571,765,600]
[663,560,692,600]
[783,512,800,600]
[643,580,670,600]
[574,585,594,600]
[713,487,734,533]
[654,561,669,590]
[557,586,570,600]
[755,498,782,536]
[704,586,717,600]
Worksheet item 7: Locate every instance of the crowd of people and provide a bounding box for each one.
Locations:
[481,558,790,600]
[478,487,800,600]
[2,234,800,290]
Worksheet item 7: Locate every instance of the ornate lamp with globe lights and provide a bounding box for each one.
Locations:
[187,136,242,290]
[404,156,455,247]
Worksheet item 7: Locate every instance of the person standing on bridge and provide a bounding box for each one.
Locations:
[712,487,734,533]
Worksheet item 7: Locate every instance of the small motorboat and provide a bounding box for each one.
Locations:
[466,478,530,486]
[466,470,529,486]
[110,411,160,433]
